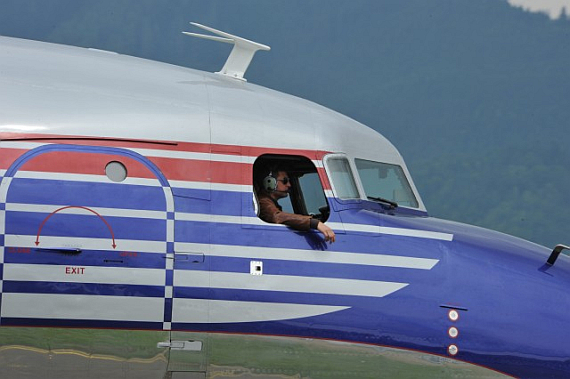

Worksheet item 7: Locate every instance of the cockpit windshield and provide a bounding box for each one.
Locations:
[355,159,419,208]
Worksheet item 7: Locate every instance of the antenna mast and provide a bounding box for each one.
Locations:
[183,22,270,82]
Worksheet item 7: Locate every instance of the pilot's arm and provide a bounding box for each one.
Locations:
[258,196,335,242]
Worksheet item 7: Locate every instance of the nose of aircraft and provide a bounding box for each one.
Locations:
[441,226,570,377]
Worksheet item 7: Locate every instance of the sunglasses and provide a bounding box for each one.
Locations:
[277,177,290,184]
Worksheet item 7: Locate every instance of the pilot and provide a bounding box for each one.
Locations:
[258,168,336,243]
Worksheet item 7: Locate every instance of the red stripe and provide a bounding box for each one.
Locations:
[1,133,333,189]
[150,157,247,184]
[317,167,332,190]
[0,148,26,170]
[0,132,329,158]
[19,151,158,179]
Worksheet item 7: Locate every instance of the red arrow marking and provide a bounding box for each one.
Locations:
[36,205,116,249]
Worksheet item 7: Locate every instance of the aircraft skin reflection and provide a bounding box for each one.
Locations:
[0,25,569,379]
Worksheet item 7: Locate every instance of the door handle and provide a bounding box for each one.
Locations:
[36,247,82,255]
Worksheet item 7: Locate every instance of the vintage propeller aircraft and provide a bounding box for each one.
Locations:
[0,23,569,379]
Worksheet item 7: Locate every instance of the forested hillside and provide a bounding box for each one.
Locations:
[1,0,569,247]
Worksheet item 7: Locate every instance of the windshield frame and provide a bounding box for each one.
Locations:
[354,158,420,209]
[324,153,425,212]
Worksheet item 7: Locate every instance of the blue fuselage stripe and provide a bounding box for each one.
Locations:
[3,250,166,268]
[1,317,161,330]
[3,280,165,297]
[6,211,167,240]
[7,178,167,211]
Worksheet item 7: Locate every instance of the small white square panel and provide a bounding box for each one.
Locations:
[250,260,263,275]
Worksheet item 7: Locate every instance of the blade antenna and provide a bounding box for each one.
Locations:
[183,22,270,82]
[547,244,570,266]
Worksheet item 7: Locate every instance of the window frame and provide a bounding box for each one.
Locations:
[354,158,420,209]
[323,153,363,201]
[252,154,331,224]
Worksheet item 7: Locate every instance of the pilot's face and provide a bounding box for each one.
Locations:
[273,171,291,199]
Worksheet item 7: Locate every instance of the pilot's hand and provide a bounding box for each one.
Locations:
[317,222,336,243]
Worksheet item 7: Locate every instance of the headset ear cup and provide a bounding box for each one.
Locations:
[263,175,277,192]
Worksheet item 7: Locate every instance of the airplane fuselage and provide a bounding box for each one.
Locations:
[0,36,569,379]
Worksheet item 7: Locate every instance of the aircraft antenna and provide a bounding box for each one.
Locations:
[183,22,270,82]
[546,244,570,265]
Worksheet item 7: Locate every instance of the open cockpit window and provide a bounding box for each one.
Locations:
[355,159,419,208]
[253,154,331,222]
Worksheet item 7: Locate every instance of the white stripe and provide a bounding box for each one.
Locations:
[177,213,210,222]
[0,177,12,203]
[166,258,174,270]
[177,212,238,223]
[175,271,407,298]
[176,212,453,241]
[3,263,165,286]
[171,180,250,193]
[12,171,162,186]
[0,210,4,235]
[329,222,454,241]
[0,141,47,149]
[172,299,348,324]
[1,293,164,322]
[211,153,252,163]
[167,220,174,242]
[170,180,210,190]
[129,148,210,161]
[4,235,166,254]
[177,242,438,270]
[5,203,167,220]
[163,187,174,212]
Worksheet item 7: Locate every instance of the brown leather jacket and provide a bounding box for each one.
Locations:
[258,195,319,231]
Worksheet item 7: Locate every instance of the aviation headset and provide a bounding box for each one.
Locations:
[263,170,278,192]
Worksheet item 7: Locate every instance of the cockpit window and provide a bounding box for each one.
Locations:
[297,172,328,216]
[253,154,331,221]
[324,156,360,199]
[355,159,419,208]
